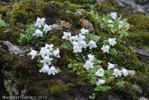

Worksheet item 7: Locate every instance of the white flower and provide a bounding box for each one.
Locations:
[119,21,123,24]
[87,40,97,49]
[113,68,122,77]
[45,44,54,51]
[39,64,49,73]
[95,68,104,77]
[40,56,53,65]
[53,48,60,58]
[48,65,58,75]
[28,49,38,59]
[84,61,94,70]
[69,36,77,43]
[80,27,89,34]
[96,79,105,86]
[76,34,85,42]
[107,20,113,23]
[43,24,52,33]
[88,54,95,62]
[121,68,128,77]
[73,44,82,53]
[108,38,116,46]
[118,24,123,28]
[35,17,45,28]
[39,48,52,58]
[72,41,78,46]
[107,62,115,69]
[101,45,110,53]
[32,29,43,37]
[111,12,117,20]
[108,24,113,27]
[62,31,71,40]
[78,40,87,49]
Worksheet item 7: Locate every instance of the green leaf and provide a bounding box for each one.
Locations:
[85,34,100,43]
[61,41,73,48]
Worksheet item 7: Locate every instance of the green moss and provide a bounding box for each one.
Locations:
[4,79,14,96]
[9,1,45,26]
[50,84,71,96]
[127,16,149,48]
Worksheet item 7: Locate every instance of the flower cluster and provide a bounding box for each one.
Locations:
[28,44,60,75]
[101,37,116,53]
[90,11,130,37]
[62,27,128,88]
[33,17,52,37]
[62,28,97,53]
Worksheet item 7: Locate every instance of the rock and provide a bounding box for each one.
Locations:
[76,9,84,16]
[107,87,134,100]
[17,50,26,55]
[51,21,72,30]
[95,0,105,4]
[79,19,94,33]
[0,41,20,53]
[60,20,72,29]
[135,48,149,57]
[51,24,62,30]
[132,84,142,94]
[138,97,148,100]
[128,70,136,76]
[114,0,149,15]
[75,94,85,100]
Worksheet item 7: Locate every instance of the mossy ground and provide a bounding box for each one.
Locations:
[0,0,148,99]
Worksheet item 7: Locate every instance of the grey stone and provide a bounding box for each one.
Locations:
[132,84,143,94]
[17,50,26,55]
[138,97,148,100]
[0,41,20,52]
[128,70,136,77]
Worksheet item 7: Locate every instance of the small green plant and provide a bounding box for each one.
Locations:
[90,11,131,37]
[18,23,46,45]
[116,80,125,88]
[89,93,96,99]
[61,41,73,48]
[0,17,6,28]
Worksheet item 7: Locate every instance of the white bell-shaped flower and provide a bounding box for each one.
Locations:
[40,56,53,65]
[69,36,77,43]
[95,68,104,77]
[53,48,60,58]
[88,54,95,62]
[28,49,38,59]
[73,44,82,53]
[39,48,52,58]
[72,41,78,46]
[107,20,113,23]
[96,79,105,86]
[35,17,45,28]
[113,68,122,77]
[43,24,52,33]
[121,68,128,77]
[111,12,117,20]
[108,38,116,46]
[107,62,115,69]
[84,61,94,70]
[108,24,114,28]
[62,31,71,40]
[78,40,87,49]
[87,40,97,49]
[48,65,58,75]
[32,29,43,37]
[76,34,85,42]
[101,45,110,53]
[45,44,54,51]
[39,64,49,73]
[80,27,89,34]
